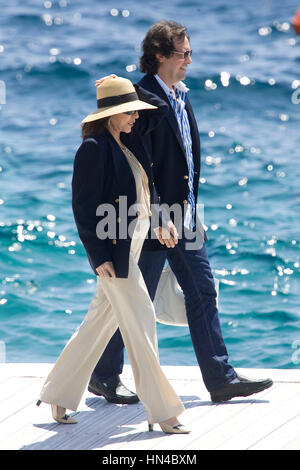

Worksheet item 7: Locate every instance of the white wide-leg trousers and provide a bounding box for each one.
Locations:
[39,218,184,424]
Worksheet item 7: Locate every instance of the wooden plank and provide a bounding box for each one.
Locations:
[1,363,299,382]
[18,393,147,450]
[215,384,300,450]
[97,378,198,451]
[0,377,37,406]
[155,383,275,451]
[248,405,300,450]
[232,367,300,383]
[0,395,90,450]
[0,363,53,378]
[0,376,9,385]
[0,372,140,450]
[0,364,300,450]
[0,379,44,427]
[282,434,300,450]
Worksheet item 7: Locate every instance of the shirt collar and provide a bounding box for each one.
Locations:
[154,74,189,98]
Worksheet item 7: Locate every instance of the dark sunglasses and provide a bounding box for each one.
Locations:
[172,49,192,59]
[124,110,138,115]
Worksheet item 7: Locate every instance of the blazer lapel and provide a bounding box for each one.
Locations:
[103,130,137,203]
[143,75,186,157]
[123,135,152,181]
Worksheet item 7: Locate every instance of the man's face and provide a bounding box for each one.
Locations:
[156,35,192,85]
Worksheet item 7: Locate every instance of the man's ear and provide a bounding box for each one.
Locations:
[155,53,166,64]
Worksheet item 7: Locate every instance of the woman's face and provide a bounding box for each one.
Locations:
[109,111,139,134]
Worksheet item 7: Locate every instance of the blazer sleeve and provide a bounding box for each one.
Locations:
[133,84,168,136]
[72,138,112,274]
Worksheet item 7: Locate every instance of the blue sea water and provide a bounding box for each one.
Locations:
[0,0,300,370]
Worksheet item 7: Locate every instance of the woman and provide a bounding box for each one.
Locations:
[37,75,189,434]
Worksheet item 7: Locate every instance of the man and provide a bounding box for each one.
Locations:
[88,20,273,404]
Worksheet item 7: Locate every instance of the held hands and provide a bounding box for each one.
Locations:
[154,221,178,248]
[96,261,116,281]
[96,221,178,280]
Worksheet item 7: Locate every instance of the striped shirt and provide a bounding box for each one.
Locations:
[154,74,195,229]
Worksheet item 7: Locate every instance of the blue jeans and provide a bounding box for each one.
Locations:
[91,239,237,391]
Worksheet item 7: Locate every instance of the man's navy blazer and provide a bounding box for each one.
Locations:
[137,74,206,250]
[71,86,168,278]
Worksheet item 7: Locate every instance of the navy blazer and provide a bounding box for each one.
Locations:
[137,74,207,250]
[72,86,168,278]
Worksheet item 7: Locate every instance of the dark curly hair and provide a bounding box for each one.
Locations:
[139,20,189,75]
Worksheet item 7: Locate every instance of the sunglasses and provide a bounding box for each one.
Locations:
[172,49,192,59]
[124,110,138,115]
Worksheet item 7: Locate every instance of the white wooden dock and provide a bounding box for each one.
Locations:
[0,363,300,451]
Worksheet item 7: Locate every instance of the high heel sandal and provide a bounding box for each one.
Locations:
[36,400,77,424]
[148,422,190,434]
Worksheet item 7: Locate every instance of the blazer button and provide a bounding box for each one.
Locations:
[150,162,154,167]
[112,239,117,245]
[183,200,188,204]
[115,198,119,203]
[184,175,188,180]
[117,217,121,223]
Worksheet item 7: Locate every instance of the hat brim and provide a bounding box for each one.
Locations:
[81,99,157,124]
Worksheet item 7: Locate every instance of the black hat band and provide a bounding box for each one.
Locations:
[97,92,138,109]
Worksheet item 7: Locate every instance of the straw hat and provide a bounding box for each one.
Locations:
[82,75,157,123]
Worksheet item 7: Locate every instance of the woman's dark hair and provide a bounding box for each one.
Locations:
[139,20,189,75]
[81,117,109,139]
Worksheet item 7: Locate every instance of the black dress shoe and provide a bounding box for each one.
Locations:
[88,375,139,404]
[210,374,273,403]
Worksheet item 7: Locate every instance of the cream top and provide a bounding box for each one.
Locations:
[120,144,152,219]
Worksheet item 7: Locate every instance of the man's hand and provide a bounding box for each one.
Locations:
[95,75,117,87]
[96,261,116,281]
[154,221,178,248]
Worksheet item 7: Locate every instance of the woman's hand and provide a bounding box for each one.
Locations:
[154,221,178,248]
[96,261,116,281]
